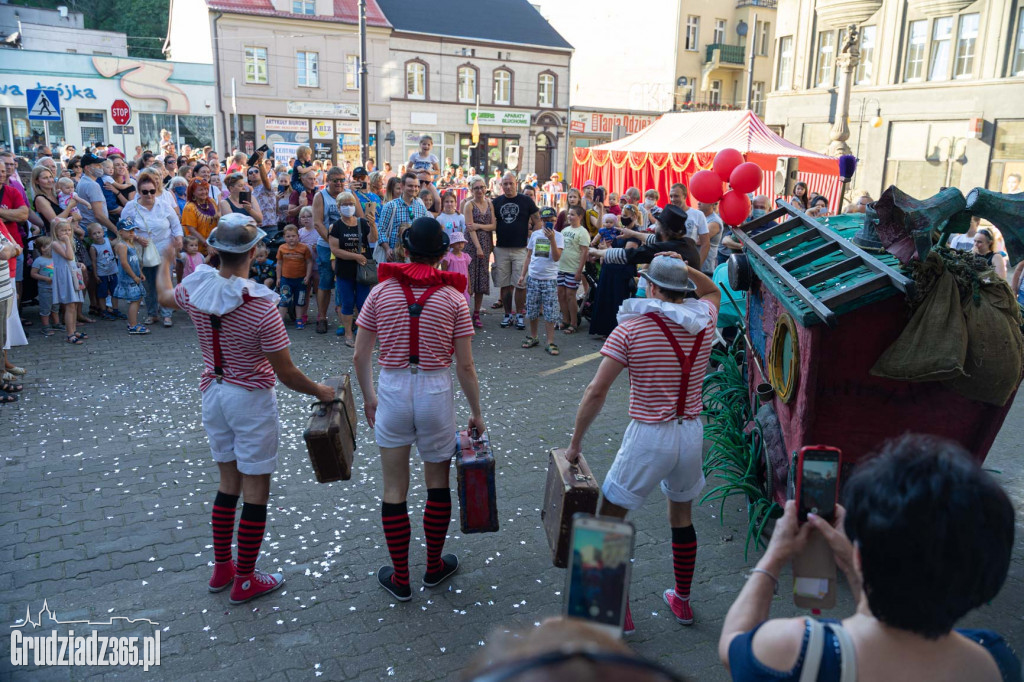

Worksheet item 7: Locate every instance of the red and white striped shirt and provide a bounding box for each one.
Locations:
[174,284,291,391]
[601,300,718,423]
[359,279,474,370]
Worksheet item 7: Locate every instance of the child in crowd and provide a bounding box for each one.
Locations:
[437,191,466,236]
[31,236,61,336]
[419,188,439,216]
[56,177,82,221]
[87,223,121,320]
[289,145,314,193]
[297,205,319,292]
[517,212,564,356]
[557,205,591,334]
[275,225,313,328]
[180,235,206,279]
[113,219,148,335]
[408,135,440,184]
[50,218,88,344]
[441,232,472,307]
[250,242,276,289]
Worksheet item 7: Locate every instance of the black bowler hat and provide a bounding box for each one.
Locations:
[402,216,450,258]
[657,204,688,237]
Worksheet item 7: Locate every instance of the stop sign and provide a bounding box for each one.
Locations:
[111,99,131,126]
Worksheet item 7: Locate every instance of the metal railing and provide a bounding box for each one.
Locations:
[736,0,778,8]
[705,43,746,65]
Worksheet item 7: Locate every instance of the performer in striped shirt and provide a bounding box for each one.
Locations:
[565,253,720,633]
[354,216,485,602]
[157,213,334,605]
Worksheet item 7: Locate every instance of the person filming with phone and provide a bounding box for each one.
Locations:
[220,172,263,226]
[565,251,720,633]
[719,434,1018,681]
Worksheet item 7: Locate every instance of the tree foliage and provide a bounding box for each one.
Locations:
[8,0,170,60]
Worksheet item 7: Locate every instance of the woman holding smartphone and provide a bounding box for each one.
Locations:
[220,173,263,226]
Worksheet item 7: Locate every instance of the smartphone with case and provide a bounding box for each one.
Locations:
[563,514,635,638]
[239,190,251,204]
[247,144,269,168]
[792,445,842,609]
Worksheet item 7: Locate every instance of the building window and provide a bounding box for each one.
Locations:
[776,36,793,90]
[929,16,953,81]
[458,66,477,103]
[245,46,268,84]
[345,55,360,90]
[292,0,315,15]
[493,68,511,105]
[905,20,927,81]
[296,51,318,87]
[538,73,555,107]
[1013,9,1024,76]
[686,16,700,51]
[815,31,836,87]
[710,79,722,105]
[714,19,726,45]
[752,81,765,115]
[953,13,979,79]
[856,25,876,84]
[758,21,771,56]
[406,61,426,99]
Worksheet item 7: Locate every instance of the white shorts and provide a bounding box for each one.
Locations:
[602,418,705,510]
[201,382,280,475]
[374,368,457,462]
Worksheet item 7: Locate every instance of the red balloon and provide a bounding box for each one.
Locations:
[719,190,752,227]
[730,162,764,194]
[688,170,724,203]
[714,148,745,183]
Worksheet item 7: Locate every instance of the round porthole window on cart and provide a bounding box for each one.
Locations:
[768,312,799,403]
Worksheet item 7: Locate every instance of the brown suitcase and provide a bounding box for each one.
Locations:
[302,375,357,483]
[541,448,600,568]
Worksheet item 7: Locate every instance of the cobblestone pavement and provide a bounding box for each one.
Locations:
[1,302,1022,681]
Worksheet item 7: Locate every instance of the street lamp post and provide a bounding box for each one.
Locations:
[853,97,882,161]
[827,24,860,157]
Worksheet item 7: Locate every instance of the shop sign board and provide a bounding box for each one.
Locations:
[467,109,531,127]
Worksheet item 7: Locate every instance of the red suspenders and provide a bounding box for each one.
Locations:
[399,283,443,373]
[643,312,707,420]
[209,291,254,384]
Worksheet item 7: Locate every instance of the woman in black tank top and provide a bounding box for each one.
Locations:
[218,172,263,225]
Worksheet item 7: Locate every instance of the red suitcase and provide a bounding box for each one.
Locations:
[455,430,499,534]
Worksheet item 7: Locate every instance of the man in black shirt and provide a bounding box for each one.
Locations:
[491,172,540,330]
[591,204,701,270]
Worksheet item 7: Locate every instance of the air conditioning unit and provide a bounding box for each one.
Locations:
[506,145,520,171]
[776,156,799,197]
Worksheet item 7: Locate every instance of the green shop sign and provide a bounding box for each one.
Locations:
[467,109,531,127]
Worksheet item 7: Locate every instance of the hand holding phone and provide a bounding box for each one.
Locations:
[795,445,841,523]
[563,514,635,638]
[247,144,269,168]
[239,190,252,204]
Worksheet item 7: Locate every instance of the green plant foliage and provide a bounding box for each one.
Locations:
[9,0,170,59]
[701,340,782,560]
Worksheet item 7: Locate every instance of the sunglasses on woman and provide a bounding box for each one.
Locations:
[472,185,485,191]
[140,189,157,196]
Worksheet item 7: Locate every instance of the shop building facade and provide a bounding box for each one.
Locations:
[375,0,571,179]
[0,49,217,160]
[765,0,1024,198]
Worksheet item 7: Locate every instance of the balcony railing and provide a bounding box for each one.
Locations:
[705,43,746,65]
[736,0,777,8]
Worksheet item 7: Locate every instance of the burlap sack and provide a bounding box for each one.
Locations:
[871,259,967,382]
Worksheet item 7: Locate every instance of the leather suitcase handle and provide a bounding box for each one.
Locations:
[309,397,341,418]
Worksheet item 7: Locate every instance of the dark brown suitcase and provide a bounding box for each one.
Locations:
[302,375,357,483]
[541,448,600,567]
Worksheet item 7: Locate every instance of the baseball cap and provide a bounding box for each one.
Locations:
[539,206,557,221]
[81,152,104,168]
[352,166,368,178]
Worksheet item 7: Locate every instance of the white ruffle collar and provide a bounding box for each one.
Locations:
[616,297,711,334]
[182,265,279,316]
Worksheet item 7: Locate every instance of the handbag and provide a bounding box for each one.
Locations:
[141,240,161,267]
[73,265,86,291]
[357,258,378,286]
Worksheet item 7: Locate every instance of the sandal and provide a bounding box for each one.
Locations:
[74,331,89,340]
[0,393,16,404]
[546,343,560,356]
[66,335,84,345]
[6,366,26,376]
[472,313,483,329]
[521,336,539,349]
[344,337,356,348]
[490,300,504,309]
[563,325,578,335]
[1,380,23,393]
[89,306,103,317]
[316,319,328,334]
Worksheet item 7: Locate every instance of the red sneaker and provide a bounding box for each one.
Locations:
[208,560,235,593]
[663,589,694,625]
[623,602,635,635]
[229,569,285,604]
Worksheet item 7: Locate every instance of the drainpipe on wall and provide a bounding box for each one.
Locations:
[564,56,572,185]
[211,11,226,154]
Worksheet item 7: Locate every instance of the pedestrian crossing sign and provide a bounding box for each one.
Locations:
[26,89,62,121]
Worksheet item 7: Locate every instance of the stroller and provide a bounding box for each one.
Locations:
[576,264,599,321]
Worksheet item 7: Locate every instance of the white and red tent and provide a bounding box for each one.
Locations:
[572,110,843,210]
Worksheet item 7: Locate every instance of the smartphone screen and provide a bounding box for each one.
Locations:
[564,515,634,637]
[798,449,840,522]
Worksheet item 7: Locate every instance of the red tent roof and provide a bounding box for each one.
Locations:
[592,110,834,160]
[206,0,391,27]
